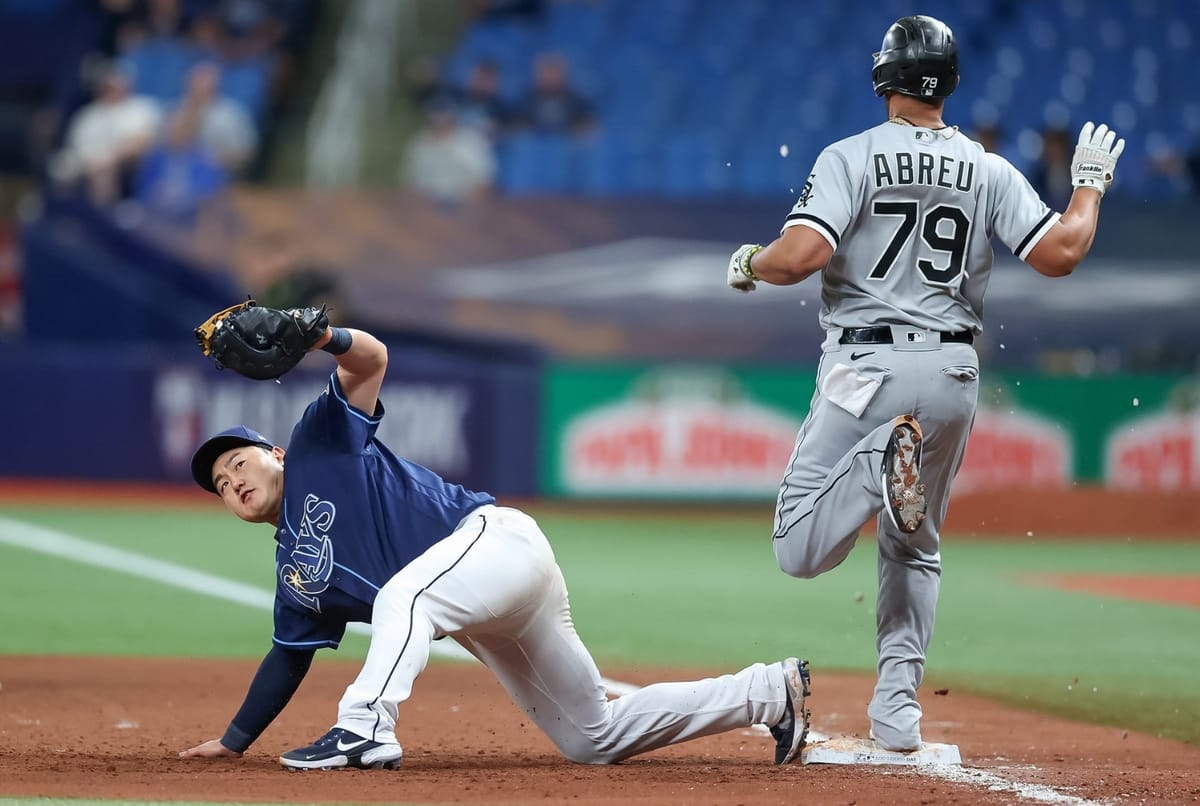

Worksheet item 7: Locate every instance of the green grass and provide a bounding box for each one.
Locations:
[1,504,1197,745]
[0,507,371,659]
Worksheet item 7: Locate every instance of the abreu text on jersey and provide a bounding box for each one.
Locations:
[872,151,974,192]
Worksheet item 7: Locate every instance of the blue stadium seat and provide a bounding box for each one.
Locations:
[544,0,607,49]
[220,55,272,120]
[446,20,539,92]
[574,133,627,195]
[496,133,572,195]
[732,140,800,198]
[611,0,692,47]
[457,0,1200,199]
[660,133,731,198]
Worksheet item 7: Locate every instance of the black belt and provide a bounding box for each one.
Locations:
[838,326,974,345]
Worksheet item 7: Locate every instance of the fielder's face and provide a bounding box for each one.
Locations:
[211,444,285,524]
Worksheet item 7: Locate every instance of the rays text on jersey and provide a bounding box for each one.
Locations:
[872,152,974,192]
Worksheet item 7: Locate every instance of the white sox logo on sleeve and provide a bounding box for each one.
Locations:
[279,494,337,612]
[797,174,815,207]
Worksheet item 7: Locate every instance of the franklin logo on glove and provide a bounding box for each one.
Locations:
[1069,121,1125,196]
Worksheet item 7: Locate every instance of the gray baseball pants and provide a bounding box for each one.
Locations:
[771,326,979,751]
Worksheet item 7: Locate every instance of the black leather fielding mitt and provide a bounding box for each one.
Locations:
[195,299,329,381]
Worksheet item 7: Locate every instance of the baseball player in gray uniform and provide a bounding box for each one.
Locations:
[727,15,1124,752]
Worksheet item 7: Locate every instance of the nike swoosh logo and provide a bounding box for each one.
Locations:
[336,738,369,751]
[850,351,875,361]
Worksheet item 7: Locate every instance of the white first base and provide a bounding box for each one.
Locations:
[801,735,961,766]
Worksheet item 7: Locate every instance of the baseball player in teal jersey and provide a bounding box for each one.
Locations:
[727,15,1124,752]
[179,319,812,769]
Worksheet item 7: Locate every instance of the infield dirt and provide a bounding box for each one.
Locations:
[1,656,1197,805]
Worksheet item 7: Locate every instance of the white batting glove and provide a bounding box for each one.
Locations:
[728,244,763,293]
[1070,121,1125,196]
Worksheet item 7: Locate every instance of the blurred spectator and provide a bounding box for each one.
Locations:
[132,105,227,224]
[1143,135,1194,197]
[401,98,497,205]
[185,5,282,122]
[1187,143,1200,198]
[141,0,191,40]
[968,121,1030,173]
[406,56,449,110]
[188,10,228,60]
[104,0,194,56]
[1031,126,1073,211]
[101,0,192,55]
[972,123,1000,153]
[174,61,258,174]
[454,58,511,138]
[93,0,145,56]
[511,52,594,136]
[213,0,286,62]
[50,60,162,206]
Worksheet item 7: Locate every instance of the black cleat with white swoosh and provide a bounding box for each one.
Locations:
[280,727,402,770]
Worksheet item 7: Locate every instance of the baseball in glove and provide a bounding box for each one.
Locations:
[194,299,330,381]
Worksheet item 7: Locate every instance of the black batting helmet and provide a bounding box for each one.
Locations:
[871,15,959,100]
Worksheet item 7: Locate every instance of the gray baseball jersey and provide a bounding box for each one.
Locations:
[783,121,1058,333]
[766,119,1060,752]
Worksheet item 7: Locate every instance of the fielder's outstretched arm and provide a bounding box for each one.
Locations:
[179,645,316,758]
[311,327,388,415]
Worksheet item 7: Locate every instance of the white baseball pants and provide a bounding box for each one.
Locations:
[334,504,790,762]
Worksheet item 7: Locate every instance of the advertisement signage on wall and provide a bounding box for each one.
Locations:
[3,345,1192,497]
[0,345,540,496]
[545,365,808,498]
[154,369,475,480]
[1106,412,1200,490]
[951,408,1073,494]
[1104,380,1200,491]
[544,364,1191,498]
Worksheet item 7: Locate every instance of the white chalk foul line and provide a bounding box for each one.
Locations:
[0,515,1098,802]
[921,765,1106,806]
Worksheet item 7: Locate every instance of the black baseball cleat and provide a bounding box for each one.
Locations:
[770,658,811,765]
[882,414,927,534]
[279,727,402,771]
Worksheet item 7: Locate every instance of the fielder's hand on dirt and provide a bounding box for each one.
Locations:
[728,244,763,292]
[1070,121,1125,197]
[179,738,244,759]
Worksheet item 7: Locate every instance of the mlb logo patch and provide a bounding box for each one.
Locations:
[915,130,934,143]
